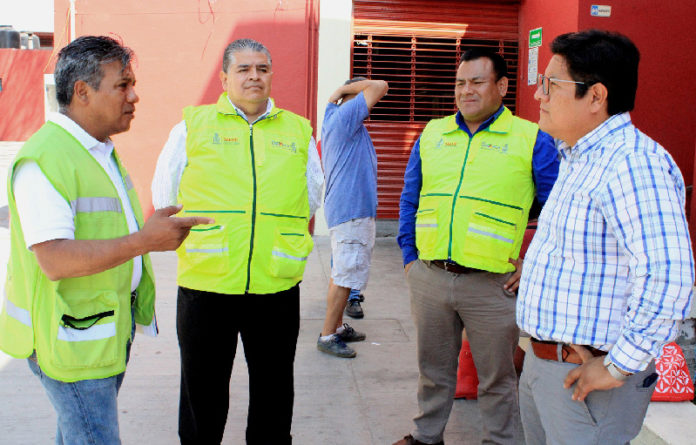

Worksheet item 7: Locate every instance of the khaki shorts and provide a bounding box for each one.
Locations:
[329,217,376,290]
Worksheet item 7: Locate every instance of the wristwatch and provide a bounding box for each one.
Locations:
[603,355,632,381]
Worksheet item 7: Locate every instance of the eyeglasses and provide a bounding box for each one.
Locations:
[537,73,585,96]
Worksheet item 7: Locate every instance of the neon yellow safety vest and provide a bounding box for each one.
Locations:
[416,108,539,273]
[0,121,156,382]
[177,93,314,294]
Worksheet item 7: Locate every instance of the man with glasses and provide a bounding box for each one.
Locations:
[517,29,694,444]
[394,48,558,445]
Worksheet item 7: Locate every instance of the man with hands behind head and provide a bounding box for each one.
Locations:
[317,77,388,358]
[0,35,211,445]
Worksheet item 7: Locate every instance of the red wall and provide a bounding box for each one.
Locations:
[577,0,696,186]
[518,0,696,250]
[54,0,319,216]
[518,0,696,186]
[0,49,53,141]
[517,0,579,123]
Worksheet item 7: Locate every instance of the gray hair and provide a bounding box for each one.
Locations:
[54,35,133,109]
[222,38,272,73]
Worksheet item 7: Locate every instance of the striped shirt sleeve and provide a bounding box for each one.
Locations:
[602,147,694,372]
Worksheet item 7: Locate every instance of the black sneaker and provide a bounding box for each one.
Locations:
[337,323,366,342]
[344,300,364,319]
[317,334,356,358]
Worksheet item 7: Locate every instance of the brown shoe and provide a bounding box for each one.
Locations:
[392,434,444,445]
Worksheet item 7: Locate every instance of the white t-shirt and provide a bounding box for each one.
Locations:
[13,112,143,292]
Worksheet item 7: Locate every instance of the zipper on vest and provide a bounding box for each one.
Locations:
[245,123,257,293]
[447,137,473,260]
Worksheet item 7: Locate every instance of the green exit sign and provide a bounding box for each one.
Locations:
[529,28,542,48]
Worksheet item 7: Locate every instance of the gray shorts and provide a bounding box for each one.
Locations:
[329,217,376,290]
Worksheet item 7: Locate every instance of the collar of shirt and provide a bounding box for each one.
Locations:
[454,104,505,137]
[226,96,274,123]
[557,112,633,161]
[48,112,115,159]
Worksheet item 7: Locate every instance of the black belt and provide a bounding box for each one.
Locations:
[427,260,479,274]
[131,291,137,305]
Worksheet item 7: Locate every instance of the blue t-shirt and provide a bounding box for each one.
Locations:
[321,92,378,228]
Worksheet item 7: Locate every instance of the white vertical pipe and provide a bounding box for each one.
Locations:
[69,0,76,42]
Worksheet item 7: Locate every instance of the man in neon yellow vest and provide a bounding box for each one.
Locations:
[393,49,559,445]
[152,38,323,444]
[0,36,211,444]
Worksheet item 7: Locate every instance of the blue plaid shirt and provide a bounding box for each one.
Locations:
[517,113,694,374]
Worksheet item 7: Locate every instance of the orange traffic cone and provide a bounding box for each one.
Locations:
[454,340,478,399]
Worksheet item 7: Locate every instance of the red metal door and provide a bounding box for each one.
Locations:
[352,0,520,219]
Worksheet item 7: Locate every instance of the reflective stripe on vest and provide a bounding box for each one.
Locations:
[468,224,515,244]
[271,250,308,262]
[185,247,229,254]
[124,175,134,191]
[57,323,116,342]
[4,297,32,327]
[71,197,122,214]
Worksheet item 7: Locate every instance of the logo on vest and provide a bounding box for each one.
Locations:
[271,140,297,153]
[480,141,508,154]
[433,139,457,150]
[212,133,240,146]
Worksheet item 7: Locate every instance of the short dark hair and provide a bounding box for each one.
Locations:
[344,76,367,85]
[54,35,134,109]
[222,38,272,73]
[460,48,508,80]
[551,29,640,115]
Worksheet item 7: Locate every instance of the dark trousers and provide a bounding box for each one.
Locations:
[177,284,300,445]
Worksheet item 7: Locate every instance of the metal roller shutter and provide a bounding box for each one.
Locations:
[352,0,520,219]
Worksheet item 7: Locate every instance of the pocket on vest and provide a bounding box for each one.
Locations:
[415,208,439,251]
[464,211,519,262]
[181,225,230,276]
[49,290,120,370]
[269,229,313,279]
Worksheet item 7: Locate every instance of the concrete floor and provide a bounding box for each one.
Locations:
[0,237,500,445]
[0,141,685,444]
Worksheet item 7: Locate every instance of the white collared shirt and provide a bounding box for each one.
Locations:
[151,98,324,215]
[13,112,143,292]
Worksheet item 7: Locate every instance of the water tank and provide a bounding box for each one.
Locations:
[0,25,20,49]
[29,33,40,50]
[19,32,40,50]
